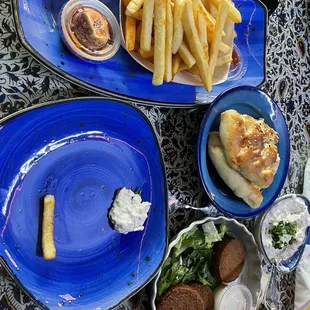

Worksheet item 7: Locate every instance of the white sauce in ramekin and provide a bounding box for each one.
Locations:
[262,196,310,263]
[214,284,253,310]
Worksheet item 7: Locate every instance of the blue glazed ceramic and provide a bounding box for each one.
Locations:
[12,0,277,106]
[197,86,290,218]
[0,98,168,309]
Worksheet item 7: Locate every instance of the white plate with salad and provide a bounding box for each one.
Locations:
[150,216,262,310]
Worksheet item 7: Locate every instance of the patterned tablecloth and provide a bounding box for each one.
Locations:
[0,0,309,309]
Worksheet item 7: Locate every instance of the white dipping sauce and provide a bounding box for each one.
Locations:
[262,196,310,263]
[214,284,253,310]
[109,187,151,234]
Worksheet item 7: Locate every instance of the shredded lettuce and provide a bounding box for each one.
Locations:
[157,257,188,296]
[157,222,227,296]
[202,222,223,243]
[217,223,228,239]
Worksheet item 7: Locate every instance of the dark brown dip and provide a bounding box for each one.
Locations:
[232,48,240,68]
[67,6,113,54]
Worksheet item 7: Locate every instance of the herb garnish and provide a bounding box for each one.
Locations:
[269,221,298,249]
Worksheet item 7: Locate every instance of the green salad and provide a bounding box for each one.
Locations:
[157,222,228,296]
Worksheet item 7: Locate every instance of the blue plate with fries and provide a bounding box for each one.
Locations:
[13,0,277,106]
[0,98,168,309]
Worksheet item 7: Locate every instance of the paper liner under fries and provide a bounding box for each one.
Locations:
[119,0,236,87]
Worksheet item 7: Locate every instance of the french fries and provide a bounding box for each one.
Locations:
[197,12,208,55]
[209,0,229,77]
[136,21,142,42]
[139,47,154,58]
[126,0,144,16]
[125,16,137,52]
[123,0,241,91]
[209,2,218,18]
[42,195,56,260]
[188,64,200,75]
[153,0,166,85]
[134,41,140,51]
[165,0,173,82]
[193,0,225,36]
[208,36,230,54]
[172,0,185,54]
[126,8,144,20]
[216,54,233,67]
[182,0,211,91]
[172,54,182,78]
[178,42,196,68]
[210,0,242,23]
[141,0,155,51]
[177,61,189,73]
[201,0,208,10]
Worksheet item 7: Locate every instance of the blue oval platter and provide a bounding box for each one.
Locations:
[13,0,271,106]
[197,86,290,218]
[0,98,168,309]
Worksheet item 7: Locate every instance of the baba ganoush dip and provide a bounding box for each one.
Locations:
[109,187,151,234]
[60,0,121,62]
[261,195,310,263]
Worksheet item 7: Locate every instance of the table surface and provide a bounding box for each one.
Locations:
[0,0,309,309]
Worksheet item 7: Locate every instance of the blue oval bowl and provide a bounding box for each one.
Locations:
[197,86,290,218]
[0,98,168,309]
[12,0,270,106]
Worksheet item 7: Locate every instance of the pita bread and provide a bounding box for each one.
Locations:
[219,109,280,188]
[208,132,263,208]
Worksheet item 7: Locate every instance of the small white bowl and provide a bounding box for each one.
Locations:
[254,194,310,272]
[150,216,262,309]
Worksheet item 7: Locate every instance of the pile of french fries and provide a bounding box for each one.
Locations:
[124,0,241,92]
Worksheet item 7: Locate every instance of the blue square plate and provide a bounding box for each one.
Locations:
[13,0,277,106]
[0,98,168,309]
[197,86,290,218]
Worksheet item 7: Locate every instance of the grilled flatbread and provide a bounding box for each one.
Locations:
[219,109,280,188]
[208,132,263,208]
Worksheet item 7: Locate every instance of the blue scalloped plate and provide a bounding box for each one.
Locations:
[12,0,276,106]
[0,98,168,309]
[197,86,290,218]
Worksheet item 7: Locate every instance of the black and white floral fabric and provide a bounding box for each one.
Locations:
[0,0,309,309]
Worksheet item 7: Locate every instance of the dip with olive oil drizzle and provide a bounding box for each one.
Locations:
[67,6,113,55]
[261,195,310,263]
[60,0,121,62]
